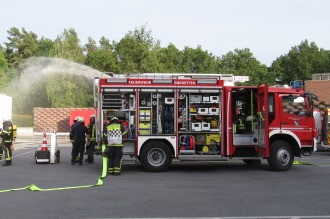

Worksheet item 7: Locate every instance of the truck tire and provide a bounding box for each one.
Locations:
[140,141,172,172]
[243,159,261,167]
[267,140,293,171]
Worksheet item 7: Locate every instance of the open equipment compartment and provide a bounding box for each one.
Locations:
[178,89,222,155]
[138,89,175,135]
[101,89,137,155]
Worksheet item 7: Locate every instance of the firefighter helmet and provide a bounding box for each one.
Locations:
[78,117,85,123]
[90,114,95,118]
[111,117,119,124]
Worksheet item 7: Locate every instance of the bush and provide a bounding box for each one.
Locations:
[12,114,33,127]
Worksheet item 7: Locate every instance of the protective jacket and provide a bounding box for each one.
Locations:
[87,123,96,142]
[107,123,127,146]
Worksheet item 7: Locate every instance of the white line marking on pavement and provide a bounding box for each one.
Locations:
[0,149,37,162]
[12,149,36,158]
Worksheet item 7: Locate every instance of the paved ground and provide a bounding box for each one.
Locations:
[1,136,330,219]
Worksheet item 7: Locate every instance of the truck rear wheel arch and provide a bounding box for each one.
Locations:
[270,134,300,157]
[140,139,175,157]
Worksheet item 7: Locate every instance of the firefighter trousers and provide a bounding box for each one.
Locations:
[85,141,97,162]
[2,142,12,165]
[71,141,85,163]
[70,142,79,162]
[107,146,123,174]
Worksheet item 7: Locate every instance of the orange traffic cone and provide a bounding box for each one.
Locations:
[41,131,48,151]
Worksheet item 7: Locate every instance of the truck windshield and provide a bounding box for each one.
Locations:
[282,95,308,116]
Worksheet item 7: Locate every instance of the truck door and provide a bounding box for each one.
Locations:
[257,84,269,157]
[279,94,314,151]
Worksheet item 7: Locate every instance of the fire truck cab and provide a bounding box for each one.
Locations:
[94,73,317,171]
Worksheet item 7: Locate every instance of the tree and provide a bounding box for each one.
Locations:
[156,43,182,72]
[85,49,119,72]
[85,37,97,53]
[99,36,113,51]
[218,48,273,85]
[113,26,159,73]
[5,27,39,66]
[46,73,93,108]
[51,28,85,63]
[180,46,217,73]
[271,40,330,83]
[0,49,9,89]
[37,37,55,57]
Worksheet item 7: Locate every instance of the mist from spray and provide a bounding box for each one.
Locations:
[5,57,108,114]
[14,57,103,90]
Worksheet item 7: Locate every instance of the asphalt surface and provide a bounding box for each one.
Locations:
[1,136,330,219]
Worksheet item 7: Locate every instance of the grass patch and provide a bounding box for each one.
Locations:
[12,114,33,127]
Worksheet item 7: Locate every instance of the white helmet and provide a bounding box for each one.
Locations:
[78,117,85,123]
[90,114,95,118]
[75,116,80,121]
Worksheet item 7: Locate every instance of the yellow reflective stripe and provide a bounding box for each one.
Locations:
[258,112,265,121]
[108,144,123,147]
[91,125,95,141]
[5,148,11,160]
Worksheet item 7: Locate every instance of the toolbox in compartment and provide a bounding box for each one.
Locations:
[201,122,211,131]
[209,108,219,115]
[139,122,151,135]
[190,95,202,102]
[198,108,208,114]
[203,96,210,102]
[210,96,219,102]
[139,109,151,121]
[191,123,202,131]
[206,134,221,145]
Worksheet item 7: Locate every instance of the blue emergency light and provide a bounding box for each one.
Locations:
[290,80,303,88]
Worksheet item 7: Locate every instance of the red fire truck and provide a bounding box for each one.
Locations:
[93,73,317,171]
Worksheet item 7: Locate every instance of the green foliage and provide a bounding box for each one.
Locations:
[46,73,93,108]
[12,114,33,127]
[9,75,50,114]
[180,46,217,73]
[37,37,55,56]
[85,49,118,72]
[5,27,39,66]
[156,43,181,72]
[114,25,159,73]
[218,48,274,85]
[85,37,97,53]
[0,49,9,89]
[271,40,330,83]
[99,36,113,50]
[51,28,85,63]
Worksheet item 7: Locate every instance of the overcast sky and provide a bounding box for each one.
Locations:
[1,0,329,66]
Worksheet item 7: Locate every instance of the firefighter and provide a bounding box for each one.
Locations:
[105,117,127,175]
[0,121,15,166]
[234,109,246,134]
[70,117,88,166]
[70,117,80,163]
[85,115,96,163]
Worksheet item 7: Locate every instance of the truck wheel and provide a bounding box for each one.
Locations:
[267,140,293,171]
[243,159,261,167]
[140,141,172,172]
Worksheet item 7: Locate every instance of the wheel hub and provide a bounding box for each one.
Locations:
[277,147,290,166]
[147,148,166,167]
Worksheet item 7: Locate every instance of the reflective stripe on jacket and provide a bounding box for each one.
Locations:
[107,124,123,146]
